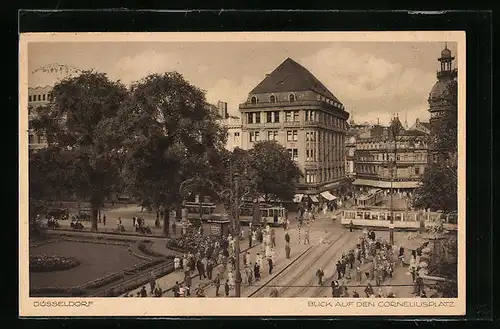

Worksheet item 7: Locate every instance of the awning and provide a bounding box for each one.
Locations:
[293,194,304,203]
[310,195,319,203]
[320,191,336,201]
[353,179,421,189]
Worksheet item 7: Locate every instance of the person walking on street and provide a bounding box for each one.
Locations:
[304,226,310,245]
[271,228,276,248]
[214,274,221,297]
[349,220,353,232]
[285,232,290,244]
[285,243,291,259]
[254,262,261,281]
[336,261,343,280]
[102,214,106,226]
[185,275,192,296]
[173,281,180,297]
[316,267,325,285]
[267,256,273,275]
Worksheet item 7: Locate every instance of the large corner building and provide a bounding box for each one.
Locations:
[239,58,350,200]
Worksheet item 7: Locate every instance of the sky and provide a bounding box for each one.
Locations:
[28,41,458,126]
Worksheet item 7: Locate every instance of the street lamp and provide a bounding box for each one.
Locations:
[389,119,401,245]
[233,172,242,297]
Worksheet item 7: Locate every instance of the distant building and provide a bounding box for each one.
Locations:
[218,115,242,151]
[239,57,350,200]
[410,118,431,134]
[28,86,52,150]
[353,120,430,192]
[428,44,458,164]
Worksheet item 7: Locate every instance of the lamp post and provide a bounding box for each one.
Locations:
[234,172,242,297]
[389,120,400,245]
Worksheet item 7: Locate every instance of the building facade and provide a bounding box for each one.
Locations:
[218,115,242,151]
[353,123,429,192]
[239,58,350,197]
[28,86,52,150]
[428,44,458,164]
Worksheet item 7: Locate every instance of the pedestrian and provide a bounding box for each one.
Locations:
[254,262,261,281]
[285,243,291,259]
[356,266,362,282]
[228,271,235,290]
[304,226,310,245]
[316,266,324,286]
[185,275,192,296]
[271,228,276,248]
[364,283,374,298]
[248,229,253,249]
[349,220,353,232]
[285,232,290,244]
[103,214,106,226]
[206,259,214,280]
[246,263,253,286]
[214,274,221,297]
[133,216,136,227]
[336,261,343,280]
[140,286,147,297]
[414,273,424,296]
[243,251,249,266]
[224,279,230,297]
[268,257,273,275]
[174,256,181,271]
[173,281,180,297]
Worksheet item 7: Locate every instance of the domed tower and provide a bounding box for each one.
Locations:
[428,43,458,164]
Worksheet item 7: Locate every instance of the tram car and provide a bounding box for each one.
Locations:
[357,189,384,207]
[184,202,218,222]
[238,204,287,227]
[340,208,458,231]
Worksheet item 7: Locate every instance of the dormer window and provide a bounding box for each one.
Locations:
[289,94,295,102]
[270,95,276,103]
[251,96,257,104]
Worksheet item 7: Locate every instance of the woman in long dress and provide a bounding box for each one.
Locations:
[174,257,181,271]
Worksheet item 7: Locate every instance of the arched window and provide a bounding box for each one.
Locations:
[289,94,295,102]
[270,95,276,103]
[251,96,257,104]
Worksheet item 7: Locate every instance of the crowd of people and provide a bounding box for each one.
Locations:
[315,228,428,298]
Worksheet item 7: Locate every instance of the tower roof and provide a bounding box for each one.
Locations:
[249,57,342,104]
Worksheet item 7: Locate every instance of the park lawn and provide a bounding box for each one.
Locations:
[29,241,146,289]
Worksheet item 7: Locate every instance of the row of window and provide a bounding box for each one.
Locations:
[357,141,427,150]
[245,110,347,129]
[356,164,423,176]
[249,94,346,110]
[29,94,51,102]
[28,133,47,145]
[357,153,427,162]
[305,167,345,184]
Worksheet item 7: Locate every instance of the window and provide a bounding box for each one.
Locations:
[285,111,292,122]
[247,113,253,124]
[28,133,34,144]
[251,96,257,104]
[293,111,300,122]
[235,132,240,137]
[255,113,261,124]
[270,95,276,103]
[289,94,295,102]
[266,112,272,123]
[268,130,278,141]
[415,167,420,175]
[28,95,32,102]
[274,111,280,123]
[38,95,41,101]
[306,149,316,161]
[287,130,298,142]
[305,110,315,121]
[42,94,46,101]
[249,131,260,142]
[287,149,298,161]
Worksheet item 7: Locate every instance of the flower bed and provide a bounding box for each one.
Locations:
[30,254,81,272]
[165,234,220,253]
[137,240,164,258]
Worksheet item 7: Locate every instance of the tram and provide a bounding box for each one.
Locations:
[340,207,458,231]
[238,204,287,227]
[184,202,218,222]
[357,189,384,207]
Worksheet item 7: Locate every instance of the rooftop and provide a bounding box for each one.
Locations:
[249,57,342,104]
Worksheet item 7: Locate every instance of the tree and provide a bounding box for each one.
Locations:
[247,141,303,203]
[412,78,458,213]
[412,163,457,212]
[119,72,227,237]
[30,71,129,231]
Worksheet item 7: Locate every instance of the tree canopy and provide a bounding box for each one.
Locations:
[247,141,303,203]
[29,71,129,231]
[118,72,227,236]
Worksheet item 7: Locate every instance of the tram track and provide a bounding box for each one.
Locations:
[248,230,347,298]
[286,232,353,298]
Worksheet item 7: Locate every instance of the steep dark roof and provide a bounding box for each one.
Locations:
[250,58,341,104]
[402,129,428,137]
